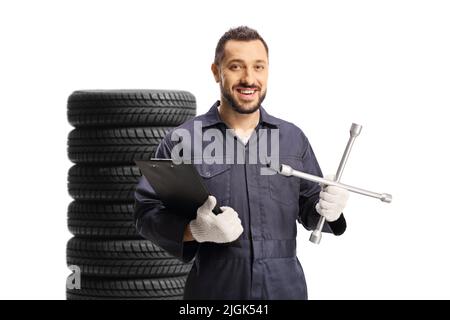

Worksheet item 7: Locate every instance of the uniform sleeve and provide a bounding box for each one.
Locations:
[297,136,347,236]
[134,136,199,262]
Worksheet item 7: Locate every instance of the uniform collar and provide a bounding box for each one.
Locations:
[201,100,280,128]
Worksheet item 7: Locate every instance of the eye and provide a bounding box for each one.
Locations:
[230,64,241,70]
[255,65,265,71]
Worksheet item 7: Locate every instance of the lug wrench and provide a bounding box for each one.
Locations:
[278,165,392,203]
[277,123,392,244]
[311,123,361,244]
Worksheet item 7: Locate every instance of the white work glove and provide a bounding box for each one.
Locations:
[189,195,244,243]
[315,175,350,222]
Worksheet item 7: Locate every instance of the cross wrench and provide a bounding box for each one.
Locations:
[310,123,361,244]
[278,166,392,203]
[277,123,392,244]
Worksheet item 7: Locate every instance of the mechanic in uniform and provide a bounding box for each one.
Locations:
[134,26,349,299]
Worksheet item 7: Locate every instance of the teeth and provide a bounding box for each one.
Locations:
[239,90,255,94]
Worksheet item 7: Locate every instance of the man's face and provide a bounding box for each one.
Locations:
[213,40,268,114]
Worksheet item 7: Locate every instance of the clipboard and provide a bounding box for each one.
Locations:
[135,159,240,247]
[135,159,223,219]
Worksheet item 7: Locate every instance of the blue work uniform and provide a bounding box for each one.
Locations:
[134,101,346,300]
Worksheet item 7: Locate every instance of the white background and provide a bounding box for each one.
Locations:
[0,0,449,299]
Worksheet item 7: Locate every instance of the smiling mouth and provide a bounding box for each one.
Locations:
[236,87,257,94]
[235,87,258,100]
[237,88,256,94]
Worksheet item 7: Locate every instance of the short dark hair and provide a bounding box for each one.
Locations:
[214,26,269,65]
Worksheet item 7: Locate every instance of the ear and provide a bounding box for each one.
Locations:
[211,63,220,83]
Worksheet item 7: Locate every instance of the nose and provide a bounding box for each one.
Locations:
[241,68,256,86]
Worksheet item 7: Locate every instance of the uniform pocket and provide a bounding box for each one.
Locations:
[269,157,302,205]
[194,162,231,204]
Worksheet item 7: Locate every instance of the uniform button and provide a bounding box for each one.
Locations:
[205,172,211,177]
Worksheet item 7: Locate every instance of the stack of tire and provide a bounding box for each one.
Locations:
[66,90,196,300]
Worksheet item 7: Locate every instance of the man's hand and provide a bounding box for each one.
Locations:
[189,195,244,243]
[315,175,350,222]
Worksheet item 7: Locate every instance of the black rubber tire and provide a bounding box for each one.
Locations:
[68,257,191,278]
[66,238,192,278]
[68,90,196,127]
[68,219,141,239]
[68,200,140,238]
[67,238,170,259]
[68,202,135,221]
[69,146,158,165]
[68,127,170,164]
[66,293,183,300]
[68,183,137,202]
[68,165,142,202]
[66,276,186,300]
[68,165,141,184]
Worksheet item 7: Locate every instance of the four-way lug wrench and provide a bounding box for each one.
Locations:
[277,123,392,244]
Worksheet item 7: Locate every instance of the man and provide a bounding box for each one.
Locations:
[134,26,349,299]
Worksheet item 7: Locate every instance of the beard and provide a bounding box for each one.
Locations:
[220,82,267,114]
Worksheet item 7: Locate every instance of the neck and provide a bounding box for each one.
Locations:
[218,99,260,135]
